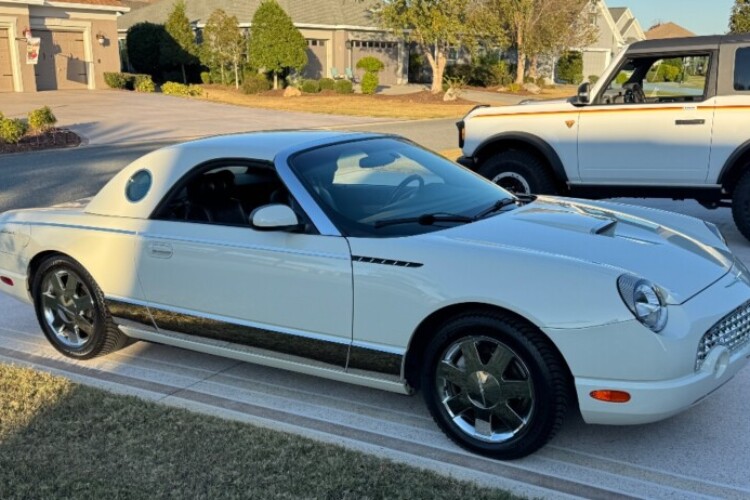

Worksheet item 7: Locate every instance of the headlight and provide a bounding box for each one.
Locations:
[704,221,726,245]
[617,274,668,332]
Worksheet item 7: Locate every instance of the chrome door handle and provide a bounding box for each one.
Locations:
[148,242,173,259]
[675,119,705,126]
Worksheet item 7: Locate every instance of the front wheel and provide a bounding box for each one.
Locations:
[478,150,557,195]
[421,313,568,460]
[32,255,130,359]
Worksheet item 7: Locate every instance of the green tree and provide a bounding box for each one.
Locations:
[248,0,307,89]
[201,9,245,88]
[730,0,750,33]
[126,22,167,78]
[481,0,595,84]
[162,0,198,83]
[376,0,482,94]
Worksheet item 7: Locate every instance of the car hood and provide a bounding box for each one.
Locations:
[430,197,733,304]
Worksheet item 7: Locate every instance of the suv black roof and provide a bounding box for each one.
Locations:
[629,34,750,53]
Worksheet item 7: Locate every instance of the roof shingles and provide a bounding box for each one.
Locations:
[118,0,380,30]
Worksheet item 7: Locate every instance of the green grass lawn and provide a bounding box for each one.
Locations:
[0,364,523,500]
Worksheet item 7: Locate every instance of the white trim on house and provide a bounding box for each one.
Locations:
[45,1,129,13]
[0,15,24,91]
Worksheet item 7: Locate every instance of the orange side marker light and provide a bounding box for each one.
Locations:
[590,390,631,403]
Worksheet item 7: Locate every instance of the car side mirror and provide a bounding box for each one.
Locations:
[577,82,591,105]
[250,204,302,232]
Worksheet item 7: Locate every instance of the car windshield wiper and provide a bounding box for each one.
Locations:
[473,198,518,220]
[374,213,474,229]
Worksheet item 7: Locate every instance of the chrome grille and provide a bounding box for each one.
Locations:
[697,300,750,370]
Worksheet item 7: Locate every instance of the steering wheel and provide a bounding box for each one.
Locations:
[387,174,425,205]
[623,83,645,104]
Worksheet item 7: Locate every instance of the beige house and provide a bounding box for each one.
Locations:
[0,0,129,93]
[117,0,408,85]
[579,1,645,79]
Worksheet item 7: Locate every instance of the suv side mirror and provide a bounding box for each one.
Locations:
[577,82,591,105]
[250,204,302,231]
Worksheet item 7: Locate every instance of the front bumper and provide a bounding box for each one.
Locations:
[544,265,750,425]
[456,156,477,170]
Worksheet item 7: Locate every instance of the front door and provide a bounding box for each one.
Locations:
[135,162,354,368]
[577,53,714,184]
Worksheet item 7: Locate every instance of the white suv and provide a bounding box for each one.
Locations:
[458,34,750,239]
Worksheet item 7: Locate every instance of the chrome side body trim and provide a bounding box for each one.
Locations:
[106,297,404,378]
[119,325,410,394]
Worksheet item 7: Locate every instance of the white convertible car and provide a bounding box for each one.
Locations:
[1,131,749,459]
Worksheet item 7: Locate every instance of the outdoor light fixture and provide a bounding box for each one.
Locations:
[345,40,352,49]
[22,27,32,40]
[96,32,107,45]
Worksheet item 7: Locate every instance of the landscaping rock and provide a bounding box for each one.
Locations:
[283,86,302,97]
[523,83,542,94]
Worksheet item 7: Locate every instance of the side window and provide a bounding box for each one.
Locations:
[599,54,710,105]
[734,47,750,91]
[154,162,292,227]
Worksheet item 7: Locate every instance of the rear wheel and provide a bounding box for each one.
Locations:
[732,170,750,241]
[479,150,557,195]
[421,312,568,460]
[32,255,130,359]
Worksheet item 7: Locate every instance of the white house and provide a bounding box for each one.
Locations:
[580,1,646,79]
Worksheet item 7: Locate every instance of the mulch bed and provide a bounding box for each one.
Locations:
[377,90,475,105]
[0,128,81,155]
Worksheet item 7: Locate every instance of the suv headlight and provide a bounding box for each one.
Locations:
[617,274,668,332]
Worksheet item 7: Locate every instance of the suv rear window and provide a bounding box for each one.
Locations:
[735,47,750,91]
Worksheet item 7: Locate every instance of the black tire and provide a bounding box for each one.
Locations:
[478,150,557,195]
[732,170,750,241]
[421,312,568,460]
[32,255,131,359]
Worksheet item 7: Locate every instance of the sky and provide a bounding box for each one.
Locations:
[618,0,735,35]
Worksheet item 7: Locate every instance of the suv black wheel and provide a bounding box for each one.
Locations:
[421,312,568,460]
[733,170,750,241]
[32,255,131,359]
[479,150,557,195]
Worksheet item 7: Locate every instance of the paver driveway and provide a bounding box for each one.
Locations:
[0,90,387,145]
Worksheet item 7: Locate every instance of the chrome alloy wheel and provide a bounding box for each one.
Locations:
[436,336,534,443]
[491,172,531,195]
[40,269,96,348]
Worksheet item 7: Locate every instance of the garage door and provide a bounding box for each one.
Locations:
[352,41,399,86]
[0,29,14,92]
[303,39,327,79]
[36,30,88,91]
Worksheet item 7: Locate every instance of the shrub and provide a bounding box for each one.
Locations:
[104,72,135,90]
[361,72,378,94]
[0,118,28,144]
[506,82,522,93]
[242,73,272,94]
[446,55,512,87]
[334,79,353,94]
[300,79,320,93]
[556,51,583,85]
[126,22,168,79]
[356,56,384,73]
[28,106,57,132]
[134,74,155,92]
[588,75,599,84]
[161,81,202,96]
[536,76,547,88]
[524,75,536,84]
[442,75,466,96]
[319,78,335,91]
[200,71,211,84]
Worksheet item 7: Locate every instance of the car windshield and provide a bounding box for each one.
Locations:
[289,138,515,237]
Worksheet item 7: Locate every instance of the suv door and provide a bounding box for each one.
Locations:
[577,53,715,184]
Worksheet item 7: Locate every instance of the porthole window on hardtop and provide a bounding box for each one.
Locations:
[125,170,152,202]
[734,47,750,91]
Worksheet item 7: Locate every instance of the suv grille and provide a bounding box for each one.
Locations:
[697,301,750,370]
